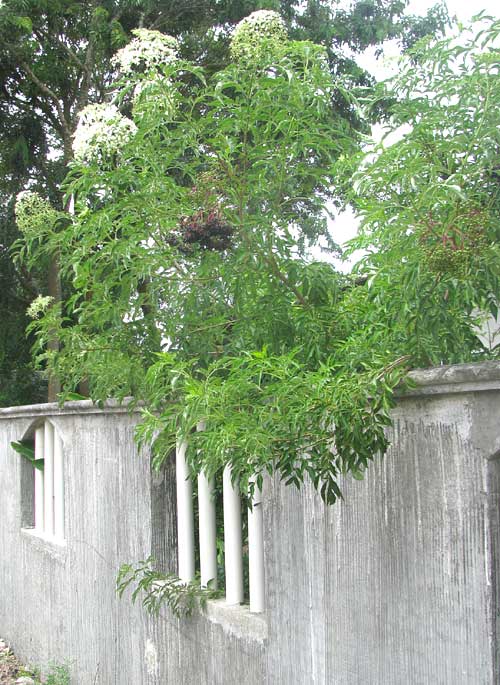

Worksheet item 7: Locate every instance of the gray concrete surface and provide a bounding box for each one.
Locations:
[0,361,499,684]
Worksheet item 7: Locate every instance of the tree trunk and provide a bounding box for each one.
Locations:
[47,253,61,402]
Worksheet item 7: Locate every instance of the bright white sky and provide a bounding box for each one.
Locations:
[358,0,500,78]
[327,0,499,271]
[409,0,498,22]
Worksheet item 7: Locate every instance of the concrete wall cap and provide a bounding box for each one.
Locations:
[0,397,140,420]
[2,361,500,418]
[404,360,500,397]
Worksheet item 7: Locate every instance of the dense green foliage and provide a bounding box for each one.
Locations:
[345,14,500,367]
[23,16,500,506]
[27,27,376,502]
[0,0,448,405]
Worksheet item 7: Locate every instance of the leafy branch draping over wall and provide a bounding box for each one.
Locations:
[0,0,449,407]
[19,13,500,503]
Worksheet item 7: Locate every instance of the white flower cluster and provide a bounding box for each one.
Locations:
[230,10,288,61]
[15,191,59,236]
[73,104,137,163]
[27,295,55,319]
[112,29,180,76]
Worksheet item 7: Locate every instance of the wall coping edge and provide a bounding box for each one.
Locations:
[403,360,500,397]
[0,397,139,420]
[2,361,500,418]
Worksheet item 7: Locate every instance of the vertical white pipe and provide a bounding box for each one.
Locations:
[198,471,217,589]
[197,422,217,588]
[176,439,195,582]
[34,426,45,533]
[43,421,55,537]
[223,465,243,605]
[53,430,65,540]
[248,478,265,613]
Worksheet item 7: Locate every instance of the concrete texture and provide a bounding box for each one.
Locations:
[0,361,499,684]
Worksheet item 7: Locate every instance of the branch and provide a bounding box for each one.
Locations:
[263,250,309,307]
[21,62,71,136]
[33,24,88,85]
[241,228,309,307]
[5,84,63,137]
[73,40,96,117]
[31,97,63,135]
[186,318,237,335]
[375,355,412,380]
[58,40,87,73]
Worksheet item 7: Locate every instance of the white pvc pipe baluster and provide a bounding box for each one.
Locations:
[223,465,244,605]
[248,478,265,613]
[34,426,45,533]
[197,422,217,589]
[43,421,55,537]
[53,430,64,540]
[176,440,195,582]
[198,471,217,588]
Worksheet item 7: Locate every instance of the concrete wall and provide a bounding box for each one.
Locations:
[0,361,499,684]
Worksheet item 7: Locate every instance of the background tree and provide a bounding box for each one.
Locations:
[0,0,448,405]
[0,196,46,405]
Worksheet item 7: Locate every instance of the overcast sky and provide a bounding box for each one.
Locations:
[409,0,498,22]
[357,0,499,78]
[327,0,499,271]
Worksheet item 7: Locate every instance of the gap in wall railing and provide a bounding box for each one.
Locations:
[31,420,65,541]
[176,435,265,613]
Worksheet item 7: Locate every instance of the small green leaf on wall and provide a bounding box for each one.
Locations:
[61,392,87,401]
[11,441,44,471]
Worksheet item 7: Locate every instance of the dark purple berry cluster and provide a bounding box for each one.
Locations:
[166,208,234,254]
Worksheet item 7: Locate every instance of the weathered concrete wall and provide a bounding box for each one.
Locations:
[0,402,266,684]
[1,361,499,684]
[265,362,500,684]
